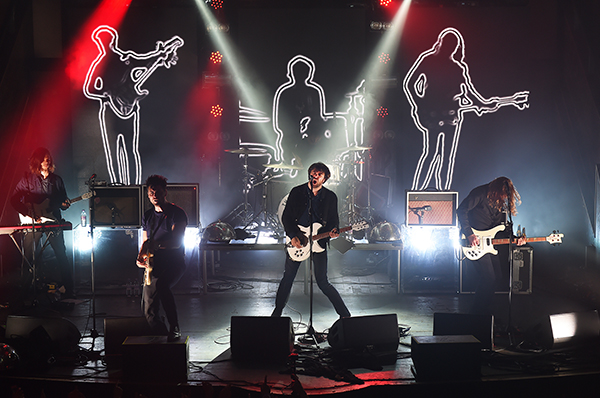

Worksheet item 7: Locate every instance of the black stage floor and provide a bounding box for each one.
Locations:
[1,246,600,397]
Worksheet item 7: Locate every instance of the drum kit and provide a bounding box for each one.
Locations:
[223,144,376,237]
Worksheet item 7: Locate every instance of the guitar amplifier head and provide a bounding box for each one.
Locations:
[406,191,458,227]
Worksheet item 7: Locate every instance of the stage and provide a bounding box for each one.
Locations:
[1,246,600,397]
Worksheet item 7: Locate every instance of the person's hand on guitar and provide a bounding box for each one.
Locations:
[467,234,479,247]
[136,240,153,268]
[60,199,71,211]
[291,234,308,249]
[329,228,340,239]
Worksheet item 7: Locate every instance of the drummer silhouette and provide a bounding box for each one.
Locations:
[83,25,184,184]
[403,27,529,191]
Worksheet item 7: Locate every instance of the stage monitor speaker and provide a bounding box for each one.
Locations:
[411,335,481,381]
[143,183,200,227]
[328,314,399,352]
[433,312,494,350]
[104,317,152,366]
[230,316,294,363]
[406,191,457,226]
[530,310,600,349]
[91,186,142,228]
[5,315,81,355]
[122,336,189,381]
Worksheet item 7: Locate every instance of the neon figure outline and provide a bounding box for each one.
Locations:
[403,27,529,191]
[83,25,184,185]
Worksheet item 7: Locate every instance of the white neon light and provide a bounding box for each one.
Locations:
[83,25,184,184]
[403,27,529,191]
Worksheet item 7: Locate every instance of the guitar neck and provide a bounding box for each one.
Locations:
[312,226,352,241]
[492,237,547,245]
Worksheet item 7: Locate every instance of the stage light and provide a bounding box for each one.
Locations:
[377,107,389,118]
[210,51,223,64]
[211,104,224,117]
[209,0,224,10]
[370,21,383,30]
[75,226,93,252]
[380,0,393,7]
[378,53,391,64]
[184,227,201,251]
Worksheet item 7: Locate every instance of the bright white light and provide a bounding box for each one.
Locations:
[404,226,434,252]
[75,226,93,252]
[184,227,200,251]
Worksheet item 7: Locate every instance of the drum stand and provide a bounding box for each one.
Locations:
[243,173,283,237]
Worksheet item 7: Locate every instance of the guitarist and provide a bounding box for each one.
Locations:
[10,147,75,299]
[271,162,351,318]
[457,176,525,316]
[136,175,187,342]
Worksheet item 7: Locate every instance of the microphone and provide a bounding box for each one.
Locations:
[409,205,431,212]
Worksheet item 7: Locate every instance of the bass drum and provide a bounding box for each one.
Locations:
[277,193,289,227]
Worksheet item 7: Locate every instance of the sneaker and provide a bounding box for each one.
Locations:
[167,326,181,342]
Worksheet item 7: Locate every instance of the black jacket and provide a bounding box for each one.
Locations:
[457,183,506,238]
[282,183,339,243]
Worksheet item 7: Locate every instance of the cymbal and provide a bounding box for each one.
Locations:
[337,145,371,151]
[263,163,303,170]
[225,148,267,155]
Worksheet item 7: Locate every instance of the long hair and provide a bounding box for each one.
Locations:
[488,176,521,215]
[29,147,55,175]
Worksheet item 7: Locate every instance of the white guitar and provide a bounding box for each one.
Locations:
[19,192,93,224]
[462,224,564,261]
[286,221,369,261]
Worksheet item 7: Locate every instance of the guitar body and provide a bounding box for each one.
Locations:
[285,221,369,262]
[286,223,325,262]
[461,224,506,261]
[19,192,92,225]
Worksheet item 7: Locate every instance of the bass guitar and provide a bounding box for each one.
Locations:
[461,224,564,261]
[286,221,369,261]
[19,192,93,224]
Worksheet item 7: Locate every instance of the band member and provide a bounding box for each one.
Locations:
[137,175,187,341]
[10,148,75,299]
[457,176,525,315]
[272,162,351,318]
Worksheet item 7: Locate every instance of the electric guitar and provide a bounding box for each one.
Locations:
[286,221,369,261]
[461,224,564,261]
[137,239,154,286]
[19,192,93,224]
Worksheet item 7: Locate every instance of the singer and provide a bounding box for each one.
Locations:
[457,176,525,316]
[271,162,351,318]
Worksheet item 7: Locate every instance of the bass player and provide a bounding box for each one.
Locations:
[271,162,351,318]
[457,176,525,316]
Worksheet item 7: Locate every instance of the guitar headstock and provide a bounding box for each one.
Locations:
[353,221,369,232]
[82,192,93,200]
[546,230,564,245]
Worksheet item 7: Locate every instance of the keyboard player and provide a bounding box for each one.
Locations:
[10,147,76,299]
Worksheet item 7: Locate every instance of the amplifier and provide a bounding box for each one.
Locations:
[406,191,457,227]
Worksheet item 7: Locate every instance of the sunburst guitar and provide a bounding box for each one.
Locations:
[286,221,369,261]
[461,224,564,261]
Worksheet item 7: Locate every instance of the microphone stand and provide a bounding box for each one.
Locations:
[505,211,516,346]
[300,179,319,345]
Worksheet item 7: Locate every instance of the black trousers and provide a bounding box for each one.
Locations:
[272,250,350,318]
[22,229,73,295]
[141,251,186,334]
[470,253,502,316]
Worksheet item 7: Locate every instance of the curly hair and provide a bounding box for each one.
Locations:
[145,174,168,190]
[29,147,55,175]
[488,176,521,216]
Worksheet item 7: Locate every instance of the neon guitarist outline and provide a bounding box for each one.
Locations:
[403,27,529,191]
[83,25,184,185]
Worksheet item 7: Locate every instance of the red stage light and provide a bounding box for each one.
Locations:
[378,53,391,64]
[211,104,224,117]
[380,0,393,7]
[210,51,223,64]
[211,0,224,10]
[377,107,389,118]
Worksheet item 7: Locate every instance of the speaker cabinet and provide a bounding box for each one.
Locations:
[5,315,81,355]
[406,191,457,227]
[230,316,294,363]
[411,335,481,381]
[91,186,142,228]
[433,313,494,350]
[143,183,200,227]
[104,317,152,367]
[122,335,189,381]
[328,314,399,351]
